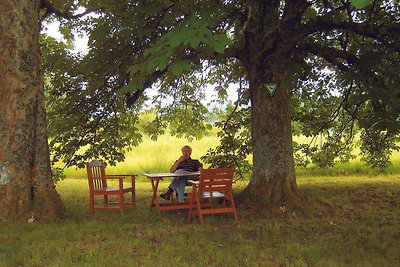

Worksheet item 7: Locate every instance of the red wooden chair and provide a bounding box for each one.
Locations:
[86,160,136,215]
[188,168,238,223]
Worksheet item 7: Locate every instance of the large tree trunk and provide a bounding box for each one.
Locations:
[238,0,300,209]
[0,0,65,220]
[240,68,299,208]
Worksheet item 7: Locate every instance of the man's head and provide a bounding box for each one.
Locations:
[181,145,192,158]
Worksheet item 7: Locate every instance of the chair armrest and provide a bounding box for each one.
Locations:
[104,175,126,179]
[105,175,136,182]
[187,180,199,186]
[105,175,136,178]
[105,175,136,189]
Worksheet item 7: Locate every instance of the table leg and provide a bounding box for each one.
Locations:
[150,178,161,214]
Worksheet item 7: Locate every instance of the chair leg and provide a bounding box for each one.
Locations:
[104,195,109,206]
[132,176,136,208]
[196,191,203,224]
[188,187,195,220]
[229,192,238,220]
[119,192,124,213]
[131,190,136,208]
[89,194,95,215]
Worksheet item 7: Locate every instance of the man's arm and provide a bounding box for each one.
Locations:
[170,155,186,172]
[170,161,179,173]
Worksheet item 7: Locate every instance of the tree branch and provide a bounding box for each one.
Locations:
[39,0,97,26]
[302,16,400,53]
[298,41,400,114]
[297,41,357,72]
[125,70,166,108]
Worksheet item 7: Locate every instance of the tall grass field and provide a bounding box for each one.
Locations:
[1,133,399,266]
[62,133,400,179]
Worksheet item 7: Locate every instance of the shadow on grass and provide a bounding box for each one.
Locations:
[1,176,399,266]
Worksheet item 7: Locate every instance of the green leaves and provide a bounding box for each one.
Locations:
[212,34,233,53]
[118,80,143,95]
[351,0,372,9]
[168,60,191,76]
[190,36,201,49]
[118,15,233,95]
[201,104,252,179]
[359,129,400,172]
[127,65,140,75]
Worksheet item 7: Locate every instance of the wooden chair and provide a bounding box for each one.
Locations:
[86,160,136,215]
[188,168,238,223]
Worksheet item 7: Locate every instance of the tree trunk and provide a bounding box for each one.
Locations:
[239,1,300,209]
[240,68,299,208]
[0,0,65,220]
[238,0,300,209]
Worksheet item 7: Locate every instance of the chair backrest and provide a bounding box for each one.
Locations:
[198,168,234,194]
[86,160,107,191]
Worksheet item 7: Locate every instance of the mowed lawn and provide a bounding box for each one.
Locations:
[1,175,399,266]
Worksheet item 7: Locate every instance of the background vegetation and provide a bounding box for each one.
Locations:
[59,132,400,180]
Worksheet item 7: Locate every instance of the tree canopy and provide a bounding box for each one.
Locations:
[39,0,400,208]
[42,0,399,176]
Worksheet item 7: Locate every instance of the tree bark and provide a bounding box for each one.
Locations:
[240,68,299,208]
[0,0,65,220]
[238,0,301,209]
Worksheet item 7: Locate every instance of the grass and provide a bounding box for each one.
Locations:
[1,175,399,266]
[61,133,400,180]
[293,134,400,176]
[3,134,399,266]
[62,133,221,180]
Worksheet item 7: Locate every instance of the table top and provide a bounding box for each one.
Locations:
[143,171,200,178]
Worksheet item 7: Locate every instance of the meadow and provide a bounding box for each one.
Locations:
[62,133,400,180]
[1,134,400,266]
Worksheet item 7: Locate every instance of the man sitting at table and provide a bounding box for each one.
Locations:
[160,145,203,203]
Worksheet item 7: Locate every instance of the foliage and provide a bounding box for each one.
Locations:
[41,34,143,174]
[292,65,358,168]
[59,130,400,180]
[40,0,400,179]
[201,103,252,179]
[118,15,233,95]
[352,0,373,9]
[359,129,400,172]
[289,1,400,170]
